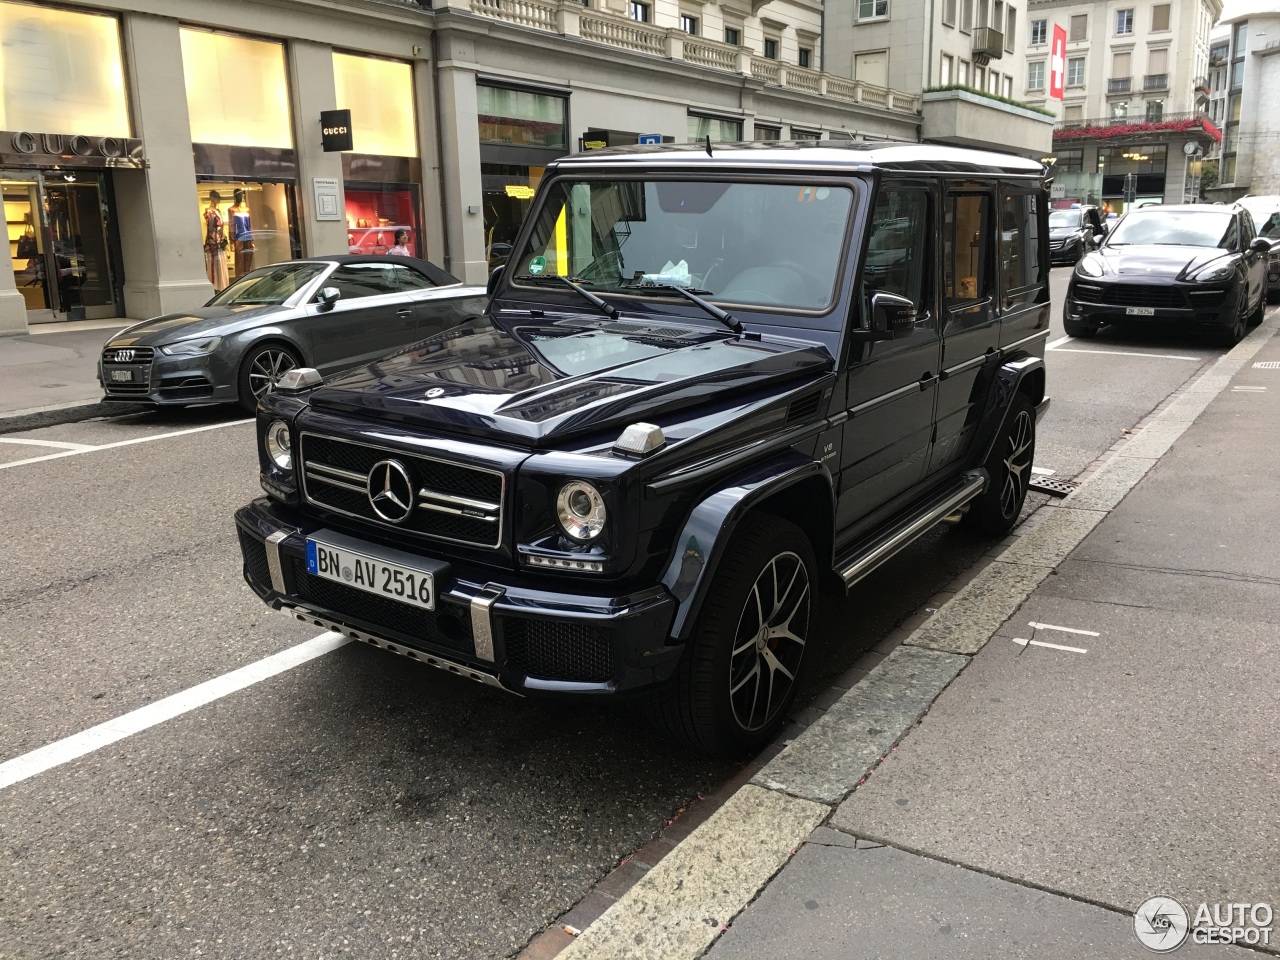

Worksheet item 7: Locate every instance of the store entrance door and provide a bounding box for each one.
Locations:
[2,171,121,323]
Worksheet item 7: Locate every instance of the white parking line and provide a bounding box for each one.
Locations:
[1028,621,1100,636]
[1047,336,1075,350]
[0,632,349,791]
[0,419,252,470]
[1012,637,1088,654]
[1050,348,1202,361]
[0,438,96,451]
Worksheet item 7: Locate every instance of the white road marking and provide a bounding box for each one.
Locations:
[0,632,349,791]
[1031,467,1056,476]
[1050,348,1202,361]
[1028,621,1100,636]
[1013,637,1088,654]
[0,438,95,451]
[1232,385,1267,392]
[1047,336,1075,350]
[0,419,252,471]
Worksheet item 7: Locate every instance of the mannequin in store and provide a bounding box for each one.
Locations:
[203,191,229,291]
[229,189,255,277]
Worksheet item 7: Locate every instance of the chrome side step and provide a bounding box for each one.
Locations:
[280,605,517,695]
[837,472,988,589]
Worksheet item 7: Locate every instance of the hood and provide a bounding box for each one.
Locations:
[104,305,286,347]
[1049,225,1083,238]
[1089,245,1230,279]
[307,314,834,446]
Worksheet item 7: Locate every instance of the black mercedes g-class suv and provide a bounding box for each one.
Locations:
[236,143,1051,757]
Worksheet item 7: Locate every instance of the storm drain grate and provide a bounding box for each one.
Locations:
[1029,476,1078,497]
[1252,361,1280,369]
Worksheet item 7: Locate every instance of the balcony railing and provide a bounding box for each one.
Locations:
[972,26,1005,62]
[1107,76,1132,94]
[1053,111,1223,143]
[1144,73,1169,91]
[469,0,921,113]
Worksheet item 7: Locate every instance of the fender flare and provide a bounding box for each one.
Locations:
[974,355,1045,465]
[659,452,834,642]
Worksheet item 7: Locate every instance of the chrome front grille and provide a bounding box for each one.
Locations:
[299,432,504,548]
[101,346,155,396]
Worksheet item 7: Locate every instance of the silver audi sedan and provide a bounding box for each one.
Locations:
[99,256,487,412]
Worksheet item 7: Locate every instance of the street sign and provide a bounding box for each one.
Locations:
[1049,25,1067,100]
[638,134,662,144]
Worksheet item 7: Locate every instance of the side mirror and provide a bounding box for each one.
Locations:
[318,286,340,310]
[868,291,917,339]
[1250,237,1271,255]
[487,265,505,297]
[1094,233,1106,246]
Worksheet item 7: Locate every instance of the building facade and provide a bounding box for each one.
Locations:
[823,0,1057,155]
[0,0,926,335]
[1024,0,1222,210]
[1208,2,1280,198]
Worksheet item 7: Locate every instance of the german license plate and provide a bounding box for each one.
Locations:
[109,368,135,382]
[306,537,436,610]
[1126,307,1155,316]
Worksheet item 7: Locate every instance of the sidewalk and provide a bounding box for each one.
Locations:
[0,321,143,431]
[553,313,1280,960]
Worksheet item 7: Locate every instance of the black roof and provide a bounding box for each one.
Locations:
[285,254,461,287]
[553,141,1046,176]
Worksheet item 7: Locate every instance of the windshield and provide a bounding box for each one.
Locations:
[1105,210,1234,248]
[1239,199,1280,237]
[207,263,327,307]
[510,178,855,313]
[1048,210,1082,229]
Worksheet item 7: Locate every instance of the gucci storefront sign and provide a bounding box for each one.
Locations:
[1,131,146,168]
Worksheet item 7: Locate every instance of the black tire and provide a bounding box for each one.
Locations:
[962,392,1036,538]
[237,342,301,413]
[1249,288,1266,327]
[646,514,815,758]
[1215,291,1249,348]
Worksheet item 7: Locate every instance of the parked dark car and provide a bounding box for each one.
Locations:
[1235,194,1280,302]
[99,256,486,412]
[1064,203,1269,346]
[1048,205,1105,264]
[235,143,1051,757]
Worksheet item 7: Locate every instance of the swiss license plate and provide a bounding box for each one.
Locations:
[1126,307,1156,316]
[109,368,135,382]
[306,538,435,610]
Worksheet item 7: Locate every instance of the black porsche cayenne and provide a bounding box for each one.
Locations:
[1063,204,1270,347]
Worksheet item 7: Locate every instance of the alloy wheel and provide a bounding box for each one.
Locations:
[728,551,810,733]
[248,349,298,399]
[1000,409,1035,518]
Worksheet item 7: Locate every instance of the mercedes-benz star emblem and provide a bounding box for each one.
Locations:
[425,387,445,399]
[367,459,415,523]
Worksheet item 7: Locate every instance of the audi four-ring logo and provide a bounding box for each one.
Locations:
[367,459,415,523]
[112,349,136,363]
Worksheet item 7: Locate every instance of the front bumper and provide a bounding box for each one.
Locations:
[235,498,682,698]
[1066,280,1240,330]
[100,351,239,405]
[1049,240,1081,264]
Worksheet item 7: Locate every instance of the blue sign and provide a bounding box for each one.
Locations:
[638,134,662,145]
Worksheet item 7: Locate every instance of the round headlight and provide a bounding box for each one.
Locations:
[265,420,292,470]
[556,480,606,542]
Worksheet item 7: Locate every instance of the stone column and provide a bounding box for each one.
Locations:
[413,56,448,267]
[434,58,488,284]
[0,228,24,335]
[115,12,213,321]
[288,40,348,256]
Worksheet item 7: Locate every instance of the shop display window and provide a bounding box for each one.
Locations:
[332,54,418,157]
[481,163,545,268]
[196,181,298,291]
[477,86,567,150]
[0,2,130,137]
[344,184,420,258]
[3,179,47,311]
[180,29,292,149]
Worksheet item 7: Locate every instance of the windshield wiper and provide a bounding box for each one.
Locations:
[619,282,743,335]
[517,274,619,319]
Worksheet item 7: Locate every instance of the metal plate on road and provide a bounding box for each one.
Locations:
[306,537,436,610]
[1029,476,1078,497]
[1125,307,1156,316]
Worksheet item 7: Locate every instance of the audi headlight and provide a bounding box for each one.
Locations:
[556,481,606,542]
[265,420,292,470]
[1076,254,1104,278]
[1191,260,1233,283]
[160,336,222,356]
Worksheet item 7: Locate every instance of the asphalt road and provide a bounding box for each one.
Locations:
[0,269,1228,958]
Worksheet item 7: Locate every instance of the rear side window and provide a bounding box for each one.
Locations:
[1000,190,1043,307]
[944,192,993,313]
[325,263,402,300]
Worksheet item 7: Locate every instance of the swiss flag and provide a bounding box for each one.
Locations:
[1049,24,1067,100]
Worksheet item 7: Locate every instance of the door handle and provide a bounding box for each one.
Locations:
[396,308,413,317]
[918,372,938,390]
